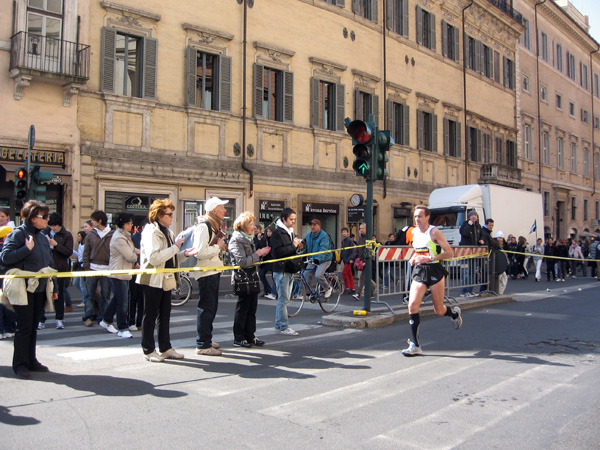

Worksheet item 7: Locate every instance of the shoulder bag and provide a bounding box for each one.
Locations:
[233,267,261,296]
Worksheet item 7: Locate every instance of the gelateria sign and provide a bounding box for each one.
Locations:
[0,147,65,166]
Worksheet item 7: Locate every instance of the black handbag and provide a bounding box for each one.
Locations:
[233,267,261,296]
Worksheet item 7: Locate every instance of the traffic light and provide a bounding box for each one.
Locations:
[345,118,375,180]
[14,168,28,201]
[30,165,53,202]
[373,130,390,181]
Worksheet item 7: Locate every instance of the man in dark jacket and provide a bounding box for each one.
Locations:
[459,211,484,297]
[270,208,303,336]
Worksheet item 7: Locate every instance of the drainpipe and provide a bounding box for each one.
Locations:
[462,0,474,184]
[591,44,599,196]
[382,0,387,199]
[241,0,254,197]
[534,0,546,194]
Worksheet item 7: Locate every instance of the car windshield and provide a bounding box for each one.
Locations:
[430,207,466,229]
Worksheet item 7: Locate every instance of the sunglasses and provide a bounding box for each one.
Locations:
[36,214,49,220]
[163,212,174,217]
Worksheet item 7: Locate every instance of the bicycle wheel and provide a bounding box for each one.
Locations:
[288,275,305,317]
[171,275,193,306]
[318,273,341,313]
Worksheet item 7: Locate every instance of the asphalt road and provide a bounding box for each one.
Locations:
[1,275,599,449]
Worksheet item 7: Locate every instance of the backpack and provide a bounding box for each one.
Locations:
[177,220,213,268]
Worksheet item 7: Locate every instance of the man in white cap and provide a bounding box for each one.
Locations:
[190,197,227,356]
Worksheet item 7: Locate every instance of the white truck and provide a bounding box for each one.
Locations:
[428,184,544,246]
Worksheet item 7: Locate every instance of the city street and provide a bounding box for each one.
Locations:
[1,275,599,449]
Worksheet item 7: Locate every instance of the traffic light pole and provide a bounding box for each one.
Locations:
[363,178,374,312]
[26,125,34,191]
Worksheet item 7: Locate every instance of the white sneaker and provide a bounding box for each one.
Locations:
[56,320,64,329]
[280,327,299,336]
[100,320,118,334]
[128,325,139,331]
[37,322,45,330]
[324,286,333,299]
[264,294,276,300]
[144,351,165,363]
[118,330,132,339]
[401,339,423,356]
[452,306,463,330]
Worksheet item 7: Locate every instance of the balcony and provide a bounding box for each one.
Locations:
[485,0,525,26]
[9,31,90,105]
[479,163,523,188]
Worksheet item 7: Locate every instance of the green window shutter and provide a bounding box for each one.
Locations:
[335,83,345,132]
[441,21,447,57]
[100,27,116,93]
[386,0,394,31]
[456,122,462,158]
[253,63,264,118]
[219,55,232,112]
[494,51,500,82]
[185,47,197,106]
[402,0,409,37]
[477,129,482,162]
[429,12,436,51]
[417,110,423,150]
[453,27,460,62]
[511,60,516,89]
[443,118,449,155]
[142,37,158,100]
[354,88,362,120]
[310,78,320,128]
[372,94,379,126]
[283,70,294,123]
[416,5,423,46]
[464,35,470,69]
[503,56,508,87]
[402,104,410,146]
[386,100,394,137]
[432,114,438,153]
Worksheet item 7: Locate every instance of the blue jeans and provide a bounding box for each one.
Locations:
[305,261,331,292]
[84,275,111,322]
[460,265,473,294]
[74,275,91,305]
[259,266,272,295]
[273,271,293,331]
[105,279,130,331]
[196,274,220,349]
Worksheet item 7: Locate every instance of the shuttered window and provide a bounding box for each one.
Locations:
[353,0,377,22]
[253,64,293,123]
[324,0,345,6]
[467,127,481,162]
[100,27,157,100]
[443,118,461,158]
[441,20,459,62]
[417,110,437,152]
[503,56,516,89]
[416,5,436,51]
[185,47,231,112]
[386,0,408,37]
[506,140,517,167]
[354,89,379,126]
[310,78,345,131]
[387,100,409,146]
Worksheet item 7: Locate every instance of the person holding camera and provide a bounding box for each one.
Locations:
[303,219,333,299]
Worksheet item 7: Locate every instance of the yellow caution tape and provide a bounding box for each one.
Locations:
[501,249,600,262]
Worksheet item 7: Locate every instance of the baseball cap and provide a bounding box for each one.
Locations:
[310,219,321,226]
[494,231,504,238]
[205,197,228,212]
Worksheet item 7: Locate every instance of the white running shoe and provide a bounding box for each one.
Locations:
[56,320,64,329]
[324,286,333,299]
[100,320,118,334]
[401,339,422,356]
[264,294,277,300]
[118,330,133,339]
[452,306,463,330]
[128,325,139,331]
[280,327,299,336]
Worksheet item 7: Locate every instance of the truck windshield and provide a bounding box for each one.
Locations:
[430,206,466,229]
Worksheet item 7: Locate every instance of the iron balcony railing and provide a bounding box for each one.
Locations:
[10,31,90,81]
[485,0,525,26]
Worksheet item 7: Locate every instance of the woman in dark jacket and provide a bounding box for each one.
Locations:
[0,200,54,379]
[555,238,569,282]
[229,212,271,347]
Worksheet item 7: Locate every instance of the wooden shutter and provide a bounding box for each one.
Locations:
[402,104,410,146]
[474,40,481,73]
[283,70,294,123]
[402,0,409,37]
[100,27,116,93]
[511,60,516,89]
[417,110,423,150]
[416,5,423,46]
[429,12,436,51]
[142,37,158,100]
[479,42,485,75]
[372,94,379,126]
[432,114,438,153]
[310,78,320,128]
[453,27,460,62]
[219,55,232,112]
[253,63,263,118]
[386,100,394,140]
[441,21,447,57]
[443,118,449,155]
[467,127,472,160]
[386,0,394,31]
[456,122,462,158]
[464,34,470,69]
[185,47,196,106]
[335,83,345,132]
[371,0,378,23]
[335,0,345,7]
[494,51,500,82]
[352,0,359,14]
[354,88,362,120]
[503,56,508,87]
[477,129,482,162]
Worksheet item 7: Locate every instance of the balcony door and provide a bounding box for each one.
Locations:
[26,0,63,73]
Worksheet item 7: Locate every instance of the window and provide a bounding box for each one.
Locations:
[540,85,547,102]
[555,93,562,110]
[467,126,481,162]
[542,131,550,165]
[584,199,588,221]
[416,5,436,51]
[353,0,377,22]
[185,48,231,111]
[494,136,503,164]
[522,18,530,50]
[557,137,564,169]
[583,147,590,177]
[355,89,379,124]
[493,51,500,83]
[580,63,589,90]
[554,43,563,72]
[417,110,437,152]
[387,100,410,146]
[522,75,530,92]
[503,56,515,89]
[595,73,599,98]
[539,31,549,62]
[254,64,293,123]
[466,36,478,71]
[443,118,461,157]
[570,142,577,173]
[581,109,589,124]
[387,0,408,37]
[543,191,551,217]
[506,140,516,167]
[310,78,345,131]
[571,197,577,221]
[26,0,63,70]
[483,44,494,79]
[595,152,600,179]
[524,123,532,160]
[441,20,459,62]
[324,0,345,6]
[566,51,576,81]
[595,116,600,130]
[569,101,575,117]
[101,28,157,99]
[483,133,492,163]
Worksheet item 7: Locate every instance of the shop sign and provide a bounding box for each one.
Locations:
[394,207,412,218]
[303,202,339,215]
[347,206,365,223]
[125,195,154,212]
[260,200,285,212]
[0,147,65,166]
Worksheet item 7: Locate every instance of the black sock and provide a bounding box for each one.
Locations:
[444,306,457,319]
[409,313,420,347]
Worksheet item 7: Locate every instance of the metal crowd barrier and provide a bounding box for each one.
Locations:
[373,245,490,313]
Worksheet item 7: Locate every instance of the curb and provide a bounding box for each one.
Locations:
[321,294,514,329]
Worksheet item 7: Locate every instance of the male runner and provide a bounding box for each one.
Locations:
[402,205,462,356]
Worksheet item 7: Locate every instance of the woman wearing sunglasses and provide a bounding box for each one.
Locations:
[0,200,54,379]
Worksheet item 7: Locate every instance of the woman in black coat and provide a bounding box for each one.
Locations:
[0,200,54,379]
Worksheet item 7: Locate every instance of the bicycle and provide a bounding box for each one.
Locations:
[288,264,342,317]
[171,272,193,306]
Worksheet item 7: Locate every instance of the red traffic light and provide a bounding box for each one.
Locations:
[17,169,26,179]
[347,120,373,144]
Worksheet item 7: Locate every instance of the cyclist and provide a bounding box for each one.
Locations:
[302,219,333,299]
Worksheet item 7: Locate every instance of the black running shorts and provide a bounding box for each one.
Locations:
[411,263,448,287]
